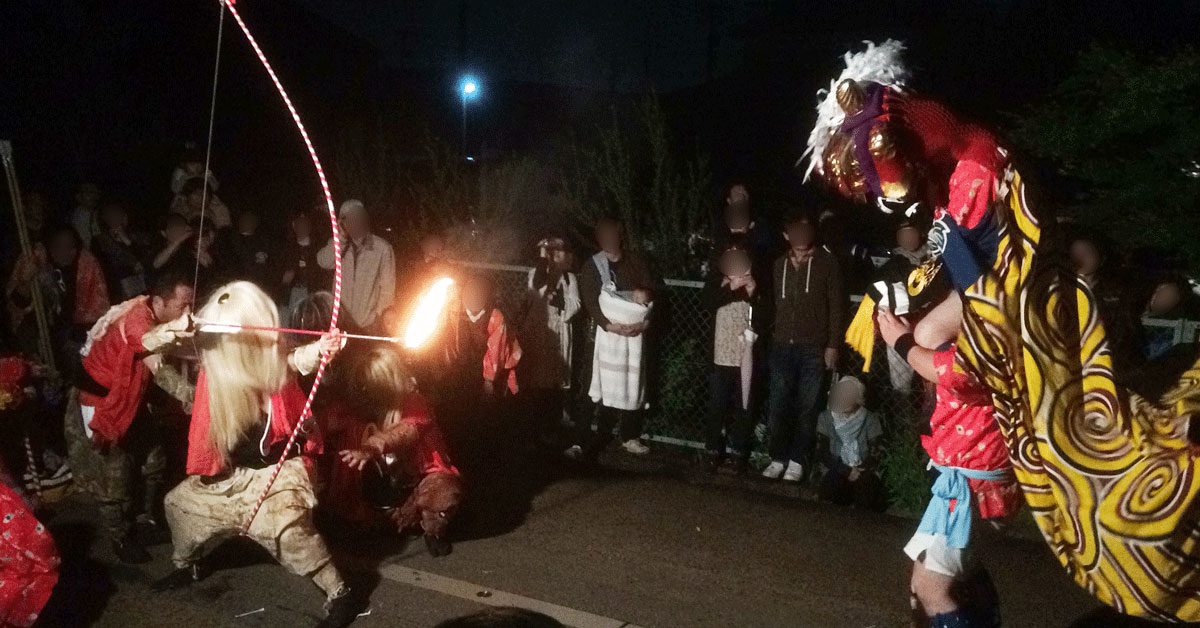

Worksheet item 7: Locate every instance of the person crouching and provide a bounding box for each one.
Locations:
[322,344,463,557]
[149,281,366,628]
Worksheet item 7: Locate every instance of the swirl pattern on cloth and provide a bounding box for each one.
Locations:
[956,168,1200,621]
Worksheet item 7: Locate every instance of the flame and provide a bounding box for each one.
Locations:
[403,277,455,349]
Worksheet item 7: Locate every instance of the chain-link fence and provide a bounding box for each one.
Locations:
[457,260,1200,510]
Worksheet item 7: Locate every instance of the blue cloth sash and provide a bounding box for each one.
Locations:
[917,464,1011,549]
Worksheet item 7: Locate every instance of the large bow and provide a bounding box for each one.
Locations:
[220,0,343,531]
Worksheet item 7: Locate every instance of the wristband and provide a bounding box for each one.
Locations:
[894,333,916,362]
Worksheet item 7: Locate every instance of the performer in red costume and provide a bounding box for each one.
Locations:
[806,41,1017,628]
[149,281,366,628]
[64,273,195,564]
[322,344,463,557]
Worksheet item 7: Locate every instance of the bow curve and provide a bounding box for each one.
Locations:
[219,0,343,531]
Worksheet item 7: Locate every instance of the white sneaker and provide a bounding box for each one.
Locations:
[761,460,786,479]
[782,460,804,482]
[621,439,650,455]
[563,445,583,460]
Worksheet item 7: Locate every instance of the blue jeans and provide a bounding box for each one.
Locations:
[766,342,826,465]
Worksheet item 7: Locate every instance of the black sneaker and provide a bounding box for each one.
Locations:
[150,564,206,592]
[424,533,453,557]
[703,451,723,473]
[317,589,370,628]
[112,535,151,564]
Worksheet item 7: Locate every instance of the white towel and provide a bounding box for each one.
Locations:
[588,290,650,410]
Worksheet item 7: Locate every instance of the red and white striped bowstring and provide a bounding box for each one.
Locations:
[219,0,343,533]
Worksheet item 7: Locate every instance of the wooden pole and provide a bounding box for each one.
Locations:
[0,141,57,373]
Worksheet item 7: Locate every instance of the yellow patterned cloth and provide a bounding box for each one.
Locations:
[957,168,1200,621]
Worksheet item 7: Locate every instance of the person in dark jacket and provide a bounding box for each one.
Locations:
[700,237,763,474]
[761,211,845,482]
[279,209,329,325]
[226,209,276,290]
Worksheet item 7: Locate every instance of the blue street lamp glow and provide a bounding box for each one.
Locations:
[459,76,480,156]
[460,77,479,99]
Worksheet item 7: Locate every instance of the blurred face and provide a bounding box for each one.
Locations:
[829,380,862,414]
[1150,282,1183,315]
[784,220,816,249]
[420,234,444,259]
[724,201,750,231]
[341,210,370,240]
[595,222,622,254]
[186,188,206,210]
[291,214,312,239]
[100,204,128,231]
[238,212,260,234]
[183,161,203,176]
[897,226,921,252]
[49,232,78,267]
[152,285,194,322]
[1070,240,1102,276]
[462,280,490,313]
[164,217,189,242]
[718,248,751,277]
[726,184,749,205]
[549,248,568,268]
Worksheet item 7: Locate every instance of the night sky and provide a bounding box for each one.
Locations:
[2,1,1197,228]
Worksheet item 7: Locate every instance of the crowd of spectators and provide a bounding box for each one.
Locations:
[1,157,1197,565]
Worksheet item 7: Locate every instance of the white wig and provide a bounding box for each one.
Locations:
[801,39,910,181]
[197,281,288,461]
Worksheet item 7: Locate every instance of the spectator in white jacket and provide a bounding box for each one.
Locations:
[317,200,396,334]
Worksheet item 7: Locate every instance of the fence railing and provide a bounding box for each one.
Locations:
[452,259,1197,509]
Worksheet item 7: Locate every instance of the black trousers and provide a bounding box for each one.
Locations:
[706,365,752,455]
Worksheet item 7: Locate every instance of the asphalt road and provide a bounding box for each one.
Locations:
[37,447,1129,628]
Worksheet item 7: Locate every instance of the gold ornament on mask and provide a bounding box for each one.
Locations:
[869,122,910,199]
[836,79,865,115]
[821,132,867,200]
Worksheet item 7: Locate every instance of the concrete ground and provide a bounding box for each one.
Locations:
[37,446,1129,628]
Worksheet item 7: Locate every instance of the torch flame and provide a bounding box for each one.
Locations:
[403,277,455,349]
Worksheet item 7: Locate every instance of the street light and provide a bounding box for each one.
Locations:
[459,76,480,156]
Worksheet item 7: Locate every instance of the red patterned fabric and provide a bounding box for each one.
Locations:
[0,484,58,628]
[0,356,31,412]
[481,309,522,394]
[80,298,155,447]
[922,346,1019,520]
[72,250,109,326]
[186,372,321,476]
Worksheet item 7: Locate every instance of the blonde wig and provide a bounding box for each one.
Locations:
[197,281,288,460]
[346,344,413,424]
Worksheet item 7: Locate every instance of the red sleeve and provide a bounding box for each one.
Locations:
[123,306,155,352]
[944,160,997,230]
[484,309,522,393]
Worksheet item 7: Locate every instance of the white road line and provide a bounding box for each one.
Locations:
[378,565,646,628]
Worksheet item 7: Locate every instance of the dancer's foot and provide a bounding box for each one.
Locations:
[424,533,453,557]
[318,589,370,628]
[151,564,207,592]
[112,535,151,564]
